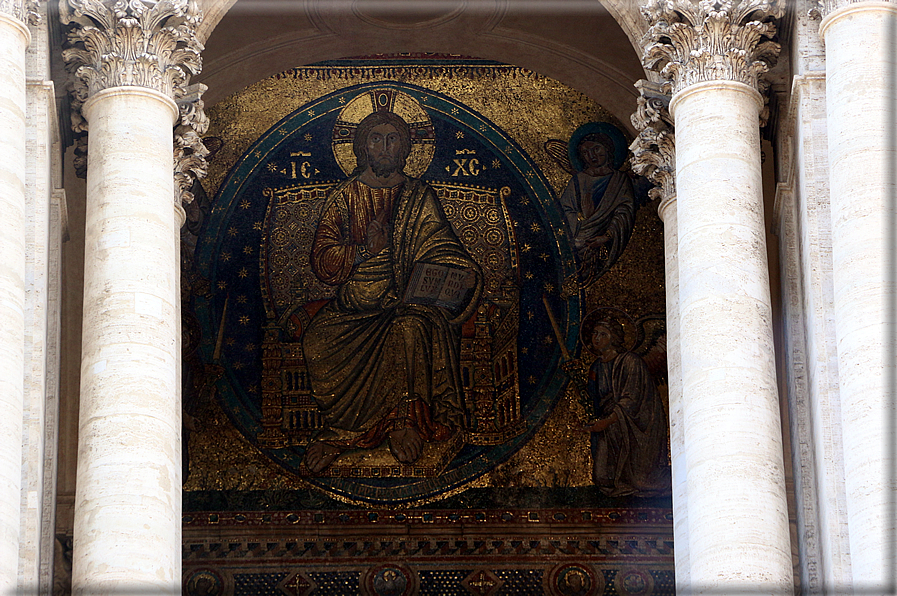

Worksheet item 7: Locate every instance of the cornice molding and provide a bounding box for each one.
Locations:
[640,0,783,95]
[630,79,676,206]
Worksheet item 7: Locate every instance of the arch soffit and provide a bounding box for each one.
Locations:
[196,0,649,50]
[193,0,650,133]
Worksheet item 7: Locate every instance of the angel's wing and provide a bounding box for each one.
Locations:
[202,136,224,161]
[634,314,667,385]
[544,139,576,175]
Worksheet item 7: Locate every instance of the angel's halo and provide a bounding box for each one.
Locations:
[579,306,637,355]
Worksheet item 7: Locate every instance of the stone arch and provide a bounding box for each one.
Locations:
[195,0,649,53]
[193,0,649,132]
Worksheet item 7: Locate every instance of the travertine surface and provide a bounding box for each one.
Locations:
[820,2,897,587]
[72,86,181,595]
[658,196,689,593]
[785,71,853,591]
[0,12,29,594]
[19,6,61,591]
[672,80,792,594]
[20,73,55,596]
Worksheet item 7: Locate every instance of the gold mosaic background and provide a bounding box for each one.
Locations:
[185,61,666,494]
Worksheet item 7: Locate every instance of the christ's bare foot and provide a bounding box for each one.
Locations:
[388,427,423,463]
[304,441,342,473]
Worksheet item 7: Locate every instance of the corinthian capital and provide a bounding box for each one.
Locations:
[61,0,203,100]
[174,83,209,206]
[0,0,40,25]
[640,0,783,95]
[630,80,676,205]
[815,0,896,18]
[61,0,204,179]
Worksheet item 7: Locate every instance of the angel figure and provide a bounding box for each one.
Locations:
[561,308,669,497]
[545,122,636,286]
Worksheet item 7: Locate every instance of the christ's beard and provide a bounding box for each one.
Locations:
[369,155,404,178]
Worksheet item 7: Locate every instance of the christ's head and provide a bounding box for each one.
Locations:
[353,111,412,177]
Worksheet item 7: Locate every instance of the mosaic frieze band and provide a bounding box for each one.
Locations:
[179,507,674,596]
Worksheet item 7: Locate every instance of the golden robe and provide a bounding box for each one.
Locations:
[303,176,482,445]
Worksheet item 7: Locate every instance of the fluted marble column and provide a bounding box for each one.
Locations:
[0,1,34,591]
[641,2,792,593]
[819,1,897,590]
[61,0,202,592]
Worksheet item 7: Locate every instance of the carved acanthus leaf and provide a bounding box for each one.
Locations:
[640,0,783,95]
[61,0,204,180]
[174,82,209,206]
[630,79,676,204]
[0,0,41,25]
[61,0,203,100]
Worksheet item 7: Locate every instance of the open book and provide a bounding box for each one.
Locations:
[403,261,476,310]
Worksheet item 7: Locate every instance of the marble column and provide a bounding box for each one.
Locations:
[0,2,32,592]
[641,2,792,593]
[819,1,897,589]
[630,80,689,591]
[656,196,689,593]
[61,0,202,592]
[76,84,181,594]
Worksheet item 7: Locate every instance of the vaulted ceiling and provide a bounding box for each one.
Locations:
[194,0,648,131]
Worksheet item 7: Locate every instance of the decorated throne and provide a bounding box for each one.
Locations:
[257,182,526,464]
